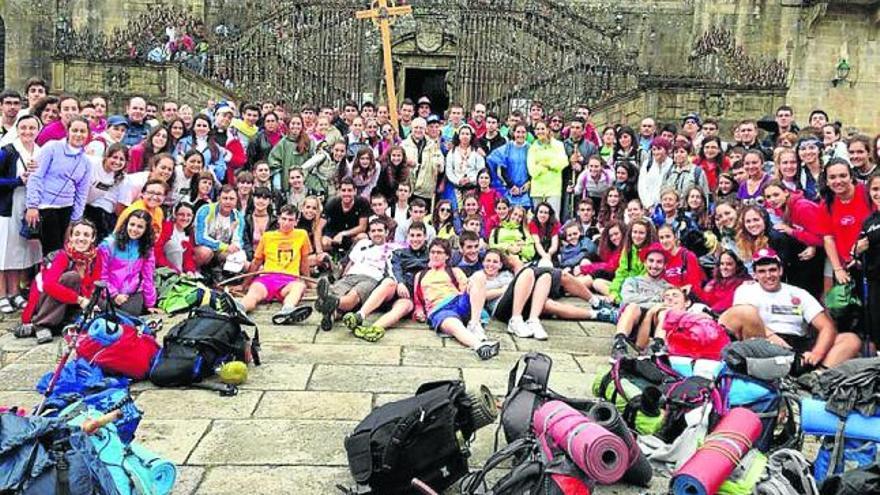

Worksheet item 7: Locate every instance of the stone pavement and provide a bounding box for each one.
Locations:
[0,302,670,495]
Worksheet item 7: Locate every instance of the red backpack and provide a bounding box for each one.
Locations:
[663,309,731,360]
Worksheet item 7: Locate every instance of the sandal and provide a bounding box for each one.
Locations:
[0,298,14,314]
[271,306,313,325]
[13,323,34,338]
[11,295,27,310]
[353,324,385,343]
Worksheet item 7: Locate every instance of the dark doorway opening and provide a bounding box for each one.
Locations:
[0,17,5,87]
[405,68,449,117]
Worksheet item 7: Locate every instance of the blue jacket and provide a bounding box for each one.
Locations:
[487,141,530,188]
[175,136,227,181]
[194,202,245,252]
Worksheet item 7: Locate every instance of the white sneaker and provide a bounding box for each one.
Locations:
[526,318,548,340]
[506,316,533,338]
[467,320,488,342]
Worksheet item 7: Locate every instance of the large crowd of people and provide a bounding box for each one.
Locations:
[2,77,878,369]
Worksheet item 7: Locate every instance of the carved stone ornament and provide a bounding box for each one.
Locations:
[416,24,444,53]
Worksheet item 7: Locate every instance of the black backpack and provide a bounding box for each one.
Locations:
[148,298,260,387]
[341,380,496,495]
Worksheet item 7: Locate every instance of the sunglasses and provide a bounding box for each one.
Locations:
[439,207,451,213]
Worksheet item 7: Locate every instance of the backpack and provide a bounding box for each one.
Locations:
[655,375,724,444]
[341,380,497,495]
[157,275,215,314]
[754,449,818,495]
[717,372,802,453]
[819,461,880,495]
[148,297,259,387]
[458,437,590,495]
[663,310,731,360]
[814,438,878,484]
[591,354,681,436]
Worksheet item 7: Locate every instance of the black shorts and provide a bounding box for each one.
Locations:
[778,333,815,354]
[493,267,562,323]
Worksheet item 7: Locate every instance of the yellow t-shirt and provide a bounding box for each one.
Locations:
[114,200,164,238]
[254,228,311,276]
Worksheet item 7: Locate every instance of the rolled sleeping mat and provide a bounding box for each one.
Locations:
[801,397,880,442]
[123,443,177,495]
[671,407,763,495]
[586,401,653,487]
[534,400,629,485]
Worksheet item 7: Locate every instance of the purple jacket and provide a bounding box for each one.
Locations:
[26,140,91,221]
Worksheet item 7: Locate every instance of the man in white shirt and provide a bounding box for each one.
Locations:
[719,248,860,368]
[314,218,395,332]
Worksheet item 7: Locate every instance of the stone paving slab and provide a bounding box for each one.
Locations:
[135,419,211,464]
[0,362,52,391]
[514,334,611,355]
[196,466,350,495]
[314,326,445,347]
[309,364,461,393]
[461,367,594,399]
[135,389,263,419]
[402,346,582,372]
[254,391,373,420]
[238,362,313,390]
[188,419,356,465]
[169,466,205,495]
[259,342,402,365]
[0,390,42,409]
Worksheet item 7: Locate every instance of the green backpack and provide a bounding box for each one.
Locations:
[156,273,214,315]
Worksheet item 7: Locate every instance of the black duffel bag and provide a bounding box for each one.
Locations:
[149,300,259,387]
[341,380,496,495]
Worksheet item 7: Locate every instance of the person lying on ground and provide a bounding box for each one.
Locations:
[412,238,500,360]
[314,217,395,334]
[631,286,713,352]
[495,264,619,341]
[239,204,313,324]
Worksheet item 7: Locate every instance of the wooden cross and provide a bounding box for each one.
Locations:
[356,0,412,129]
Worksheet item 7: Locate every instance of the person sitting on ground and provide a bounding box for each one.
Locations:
[344,221,430,340]
[394,197,436,244]
[154,201,197,275]
[718,247,861,371]
[242,187,277,261]
[315,218,395,335]
[601,218,657,302]
[559,220,597,272]
[320,177,369,255]
[193,185,246,271]
[239,204,314,324]
[496,264,618,341]
[99,209,159,316]
[17,220,104,344]
[465,248,514,339]
[701,250,752,314]
[115,179,166,239]
[488,204,534,271]
[450,231,485,277]
[412,238,501,360]
[611,243,673,357]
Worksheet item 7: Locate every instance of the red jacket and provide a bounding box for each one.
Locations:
[701,276,748,314]
[778,193,824,247]
[154,220,197,273]
[22,251,104,324]
[663,247,706,301]
[579,247,621,276]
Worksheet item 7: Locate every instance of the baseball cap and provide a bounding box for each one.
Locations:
[417,96,431,106]
[752,247,781,266]
[107,115,129,128]
[426,114,441,125]
[640,242,668,262]
[682,112,702,126]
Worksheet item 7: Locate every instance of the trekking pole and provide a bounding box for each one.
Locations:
[81,410,123,435]
[34,282,107,415]
[861,249,872,357]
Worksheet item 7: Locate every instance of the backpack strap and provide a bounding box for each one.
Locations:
[459,437,540,494]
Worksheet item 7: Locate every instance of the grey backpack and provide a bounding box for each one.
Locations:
[755,448,819,495]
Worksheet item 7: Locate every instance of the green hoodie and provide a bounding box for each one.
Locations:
[490,220,535,261]
[608,246,647,303]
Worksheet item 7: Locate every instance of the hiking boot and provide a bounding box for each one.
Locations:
[594,306,619,324]
[35,327,53,345]
[466,320,488,342]
[506,316,533,338]
[13,323,34,339]
[353,324,385,343]
[342,312,363,331]
[474,340,500,360]
[526,318,548,341]
[314,277,339,331]
[648,337,667,355]
[611,334,629,360]
[272,306,313,326]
